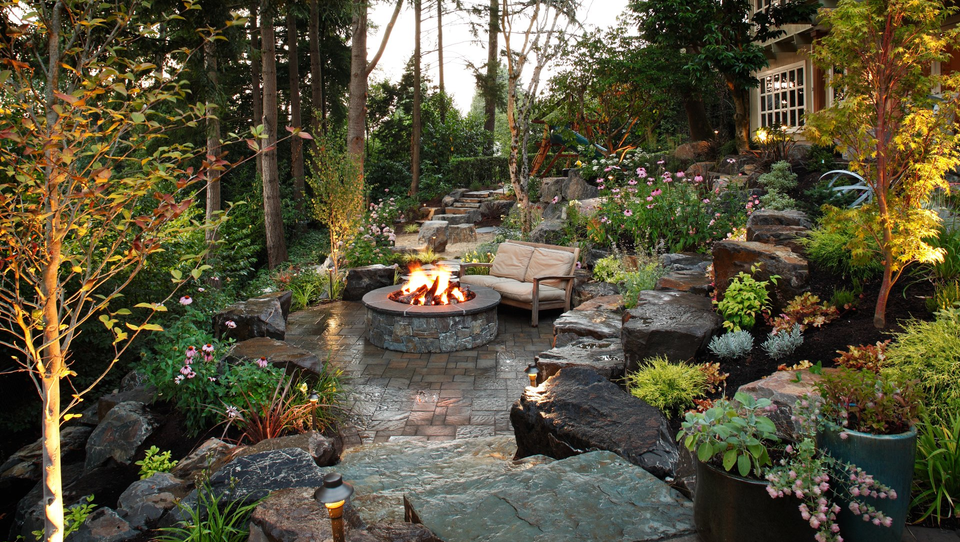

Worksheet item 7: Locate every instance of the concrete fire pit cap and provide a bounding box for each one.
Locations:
[362,285,501,317]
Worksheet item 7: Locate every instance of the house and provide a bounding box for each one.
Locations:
[750,0,960,138]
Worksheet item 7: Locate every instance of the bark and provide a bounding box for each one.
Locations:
[410,0,422,196]
[288,8,305,215]
[42,4,65,541]
[727,78,751,153]
[261,0,288,268]
[250,3,264,176]
[309,0,324,131]
[483,0,499,154]
[683,93,714,143]
[437,0,445,123]
[204,38,222,247]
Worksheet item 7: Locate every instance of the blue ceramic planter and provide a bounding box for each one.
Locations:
[817,426,917,542]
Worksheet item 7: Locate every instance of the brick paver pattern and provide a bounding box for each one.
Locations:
[285,301,557,448]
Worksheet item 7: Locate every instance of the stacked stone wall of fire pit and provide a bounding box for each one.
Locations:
[363,285,500,353]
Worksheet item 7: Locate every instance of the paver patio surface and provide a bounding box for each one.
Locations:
[285,300,557,448]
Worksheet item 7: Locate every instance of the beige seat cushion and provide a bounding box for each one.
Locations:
[490,242,534,282]
[489,278,566,303]
[459,274,509,289]
[523,247,576,288]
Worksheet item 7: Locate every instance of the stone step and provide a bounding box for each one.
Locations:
[403,449,695,542]
[418,206,442,220]
[451,202,482,209]
[459,197,485,204]
[430,214,477,226]
[463,190,493,198]
[443,207,477,215]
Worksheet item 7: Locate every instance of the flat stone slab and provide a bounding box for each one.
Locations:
[712,240,809,310]
[738,369,828,440]
[574,294,624,312]
[621,290,722,373]
[535,338,625,383]
[403,451,694,542]
[226,337,322,377]
[321,437,550,524]
[655,270,711,297]
[553,309,622,347]
[431,213,478,225]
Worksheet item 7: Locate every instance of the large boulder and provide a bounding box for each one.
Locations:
[712,239,809,309]
[116,472,183,529]
[479,199,514,219]
[417,221,448,252]
[528,219,565,245]
[205,447,326,503]
[573,281,619,308]
[171,438,233,480]
[343,264,398,301]
[738,369,828,440]
[67,507,137,542]
[446,224,477,245]
[574,295,623,312]
[511,367,679,480]
[213,296,286,342]
[430,212,479,225]
[84,402,156,472]
[226,337,322,377]
[1,426,92,486]
[97,385,156,421]
[562,170,599,201]
[440,189,467,210]
[673,141,713,162]
[621,290,722,372]
[535,338,625,383]
[221,431,342,468]
[746,209,813,253]
[539,177,565,203]
[659,252,712,273]
[552,310,622,347]
[257,290,294,321]
[655,270,712,297]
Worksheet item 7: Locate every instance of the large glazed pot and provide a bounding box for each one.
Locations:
[694,460,815,542]
[818,426,917,542]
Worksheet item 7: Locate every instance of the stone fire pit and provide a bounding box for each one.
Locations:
[362,285,500,353]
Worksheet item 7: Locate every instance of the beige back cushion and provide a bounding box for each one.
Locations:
[523,247,576,288]
[490,242,535,281]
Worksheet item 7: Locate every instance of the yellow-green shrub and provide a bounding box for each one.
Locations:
[625,357,707,417]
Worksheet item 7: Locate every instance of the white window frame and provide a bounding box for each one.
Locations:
[758,61,807,129]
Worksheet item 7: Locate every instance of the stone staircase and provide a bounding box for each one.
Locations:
[418,189,513,250]
[320,436,696,542]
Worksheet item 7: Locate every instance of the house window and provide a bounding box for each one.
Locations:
[755,0,781,12]
[759,63,805,128]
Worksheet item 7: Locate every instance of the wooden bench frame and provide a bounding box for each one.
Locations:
[458,240,579,327]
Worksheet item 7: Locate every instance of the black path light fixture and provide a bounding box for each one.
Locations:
[525,363,540,388]
[309,392,319,431]
[315,473,354,542]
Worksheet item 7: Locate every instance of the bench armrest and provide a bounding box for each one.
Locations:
[532,275,575,283]
[458,262,493,278]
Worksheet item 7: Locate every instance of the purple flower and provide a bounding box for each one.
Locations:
[179,295,193,305]
[225,320,237,329]
[676,171,685,178]
[624,209,633,217]
[257,356,269,368]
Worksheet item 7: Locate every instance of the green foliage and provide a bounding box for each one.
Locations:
[677,392,779,478]
[759,189,797,211]
[708,331,754,360]
[828,286,860,311]
[802,206,884,284]
[883,306,960,427]
[928,281,960,314]
[760,324,804,360]
[462,243,499,275]
[621,260,666,309]
[833,341,890,373]
[231,375,313,444]
[766,293,839,333]
[817,368,919,435]
[919,225,960,285]
[447,157,510,189]
[32,495,96,541]
[757,161,798,193]
[307,133,365,275]
[714,265,778,331]
[136,446,178,480]
[625,357,707,417]
[592,255,627,284]
[912,413,960,524]
[156,484,259,542]
[806,144,839,173]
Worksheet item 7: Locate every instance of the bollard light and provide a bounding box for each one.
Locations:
[315,473,354,542]
[525,364,540,388]
[309,392,319,431]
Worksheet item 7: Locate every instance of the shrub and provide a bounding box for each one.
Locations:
[912,413,960,524]
[757,161,798,193]
[928,280,960,313]
[817,368,919,435]
[806,144,838,173]
[32,495,96,541]
[708,331,755,360]
[834,341,889,373]
[801,206,884,284]
[447,156,510,188]
[592,255,627,283]
[621,262,665,309]
[759,189,797,211]
[883,305,960,426]
[714,264,778,331]
[761,324,803,360]
[766,292,839,332]
[135,446,178,479]
[461,243,499,275]
[625,356,708,417]
[828,286,859,311]
[157,483,259,542]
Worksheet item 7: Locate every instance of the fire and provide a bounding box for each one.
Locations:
[390,264,473,305]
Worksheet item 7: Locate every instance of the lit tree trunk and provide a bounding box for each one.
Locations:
[410,0,422,196]
[41,5,65,540]
[261,0,288,268]
[727,77,751,152]
[204,38,222,247]
[288,8,305,216]
[250,3,264,176]
[483,0,499,154]
[309,0,324,131]
[437,0,445,123]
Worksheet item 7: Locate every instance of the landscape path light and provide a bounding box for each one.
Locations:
[525,363,540,388]
[315,472,354,542]
[309,392,319,431]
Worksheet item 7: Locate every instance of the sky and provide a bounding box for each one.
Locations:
[368,0,632,114]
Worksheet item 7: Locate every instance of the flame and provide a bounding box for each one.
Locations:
[396,264,471,305]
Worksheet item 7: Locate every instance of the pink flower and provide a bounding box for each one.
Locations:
[179,295,193,305]
[646,180,654,186]
[624,209,633,217]
[225,406,240,419]
[676,171,685,178]
[646,196,654,202]
[185,346,197,360]
[225,320,237,329]
[637,168,647,177]
[652,189,662,196]
[702,198,711,203]
[202,343,215,362]
[257,356,269,368]
[552,196,559,204]
[839,432,849,440]
[646,204,654,209]
[628,179,637,185]
[694,175,704,183]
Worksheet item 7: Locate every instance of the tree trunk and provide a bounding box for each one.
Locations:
[204,38,222,247]
[288,8,305,216]
[309,0,324,131]
[437,0,445,124]
[728,78,751,153]
[261,0,288,268]
[347,2,368,167]
[483,0,499,154]
[250,3,264,176]
[683,93,714,142]
[410,0,422,196]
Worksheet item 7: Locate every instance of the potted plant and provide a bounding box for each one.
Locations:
[766,368,920,542]
[678,392,814,542]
